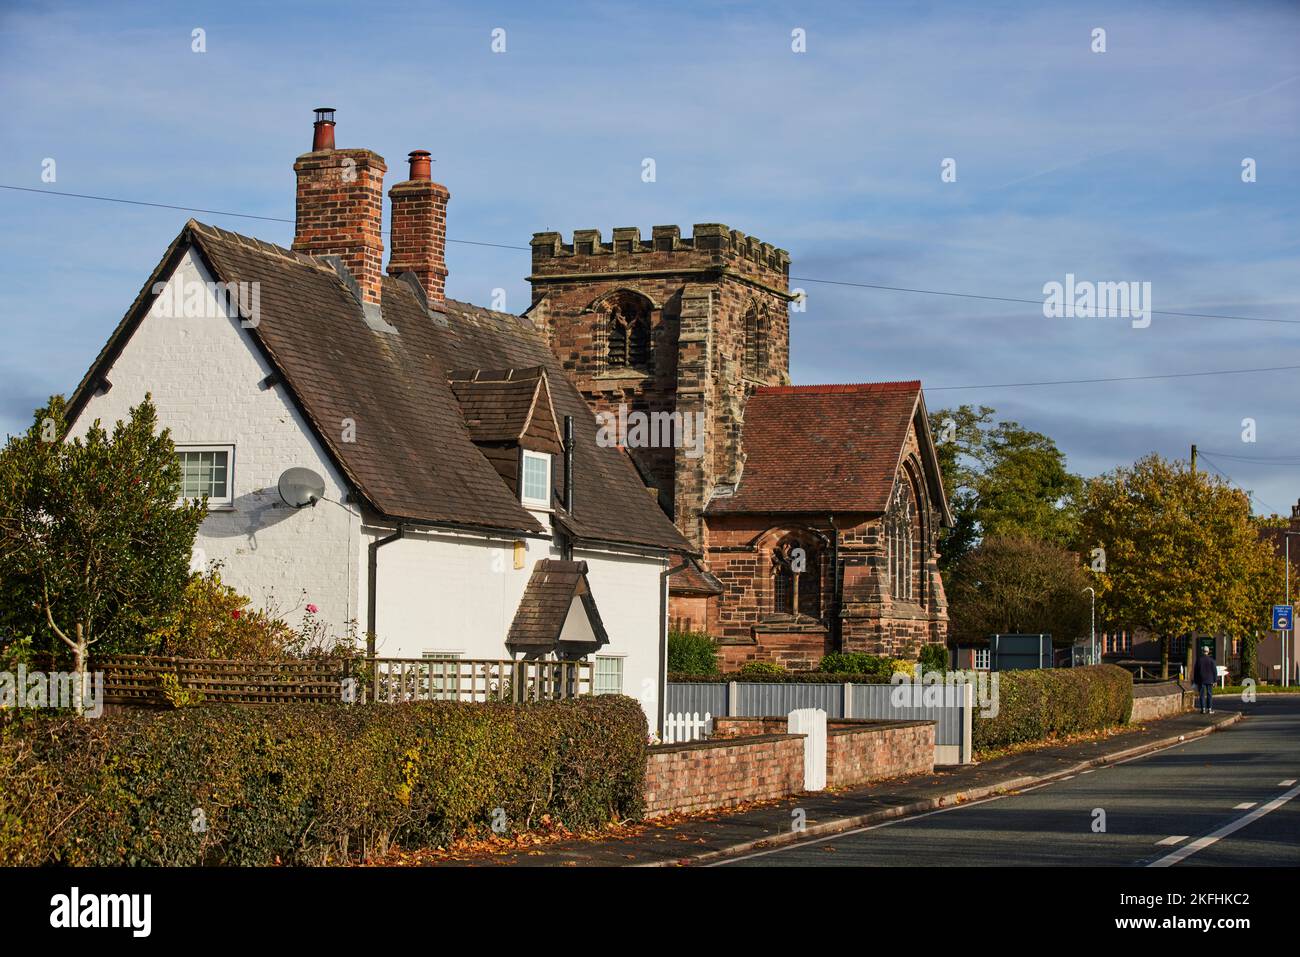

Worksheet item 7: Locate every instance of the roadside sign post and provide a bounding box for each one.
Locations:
[1272,604,1293,688]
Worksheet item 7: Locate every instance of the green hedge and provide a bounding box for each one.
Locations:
[0,695,646,866]
[972,665,1133,752]
[666,630,719,675]
[668,670,893,684]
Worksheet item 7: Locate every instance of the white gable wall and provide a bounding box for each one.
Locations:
[68,249,361,639]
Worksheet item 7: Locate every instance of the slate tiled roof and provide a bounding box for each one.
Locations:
[668,557,724,596]
[68,220,693,553]
[447,367,559,448]
[707,380,947,518]
[506,559,609,650]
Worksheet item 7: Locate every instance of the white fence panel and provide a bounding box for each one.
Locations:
[664,711,712,744]
[787,707,827,791]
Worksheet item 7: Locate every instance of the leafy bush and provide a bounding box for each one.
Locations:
[146,566,295,659]
[666,630,718,675]
[972,664,1132,752]
[0,395,205,668]
[817,653,918,679]
[669,669,894,684]
[145,565,361,662]
[819,652,894,679]
[918,643,950,673]
[736,661,787,678]
[0,695,647,866]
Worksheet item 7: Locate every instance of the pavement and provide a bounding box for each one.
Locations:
[443,698,1292,867]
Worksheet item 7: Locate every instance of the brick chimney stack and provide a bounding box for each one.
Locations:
[387,150,450,306]
[292,108,387,305]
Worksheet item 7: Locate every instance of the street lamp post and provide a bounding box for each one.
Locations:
[1084,586,1096,666]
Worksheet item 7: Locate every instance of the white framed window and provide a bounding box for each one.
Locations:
[177,445,234,507]
[594,655,623,695]
[422,651,464,700]
[973,647,991,670]
[520,450,552,508]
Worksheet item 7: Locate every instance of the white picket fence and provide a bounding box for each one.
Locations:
[664,710,712,743]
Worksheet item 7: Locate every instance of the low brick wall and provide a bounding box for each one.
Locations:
[825,719,934,788]
[643,733,804,818]
[1131,681,1194,722]
[712,715,935,790]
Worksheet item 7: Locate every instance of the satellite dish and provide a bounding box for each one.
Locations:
[277,467,325,508]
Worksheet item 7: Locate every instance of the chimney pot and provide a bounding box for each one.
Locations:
[408,150,432,181]
[293,109,386,305]
[387,156,450,306]
[312,107,337,151]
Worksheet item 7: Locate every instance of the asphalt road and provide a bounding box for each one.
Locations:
[716,696,1300,867]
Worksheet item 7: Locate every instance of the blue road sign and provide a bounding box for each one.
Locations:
[1273,604,1293,631]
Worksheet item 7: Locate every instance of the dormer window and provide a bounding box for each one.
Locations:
[521,450,552,509]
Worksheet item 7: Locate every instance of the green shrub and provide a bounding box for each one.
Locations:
[668,669,894,684]
[145,565,361,662]
[818,652,890,677]
[918,643,950,673]
[817,653,919,679]
[0,695,647,866]
[667,630,719,675]
[972,665,1133,752]
[737,661,787,678]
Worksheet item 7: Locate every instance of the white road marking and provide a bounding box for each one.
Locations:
[1234,802,1257,810]
[1281,779,1297,786]
[1149,783,1300,868]
[1156,835,1188,846]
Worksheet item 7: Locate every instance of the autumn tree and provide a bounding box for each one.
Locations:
[929,405,1081,570]
[0,395,205,703]
[1078,454,1281,679]
[946,534,1091,644]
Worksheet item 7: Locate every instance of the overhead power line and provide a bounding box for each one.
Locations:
[790,276,1300,326]
[0,185,531,250]
[4,183,1291,320]
[1196,452,1283,515]
[928,364,1300,392]
[1198,450,1300,466]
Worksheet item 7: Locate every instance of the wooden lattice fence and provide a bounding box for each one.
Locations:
[93,655,353,706]
[92,655,594,707]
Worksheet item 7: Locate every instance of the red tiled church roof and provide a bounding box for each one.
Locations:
[707,379,937,516]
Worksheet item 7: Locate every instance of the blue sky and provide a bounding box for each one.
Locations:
[1,0,1297,512]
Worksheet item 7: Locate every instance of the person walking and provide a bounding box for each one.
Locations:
[1194,645,1218,714]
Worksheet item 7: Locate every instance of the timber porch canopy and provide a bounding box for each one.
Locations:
[506,559,610,655]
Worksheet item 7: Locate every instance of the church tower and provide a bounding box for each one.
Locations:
[528,225,793,551]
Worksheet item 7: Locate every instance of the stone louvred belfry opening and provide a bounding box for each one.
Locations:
[291,108,388,306]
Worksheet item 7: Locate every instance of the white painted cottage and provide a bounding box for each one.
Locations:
[64,110,692,730]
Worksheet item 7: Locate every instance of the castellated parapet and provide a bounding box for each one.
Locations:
[530,225,791,293]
